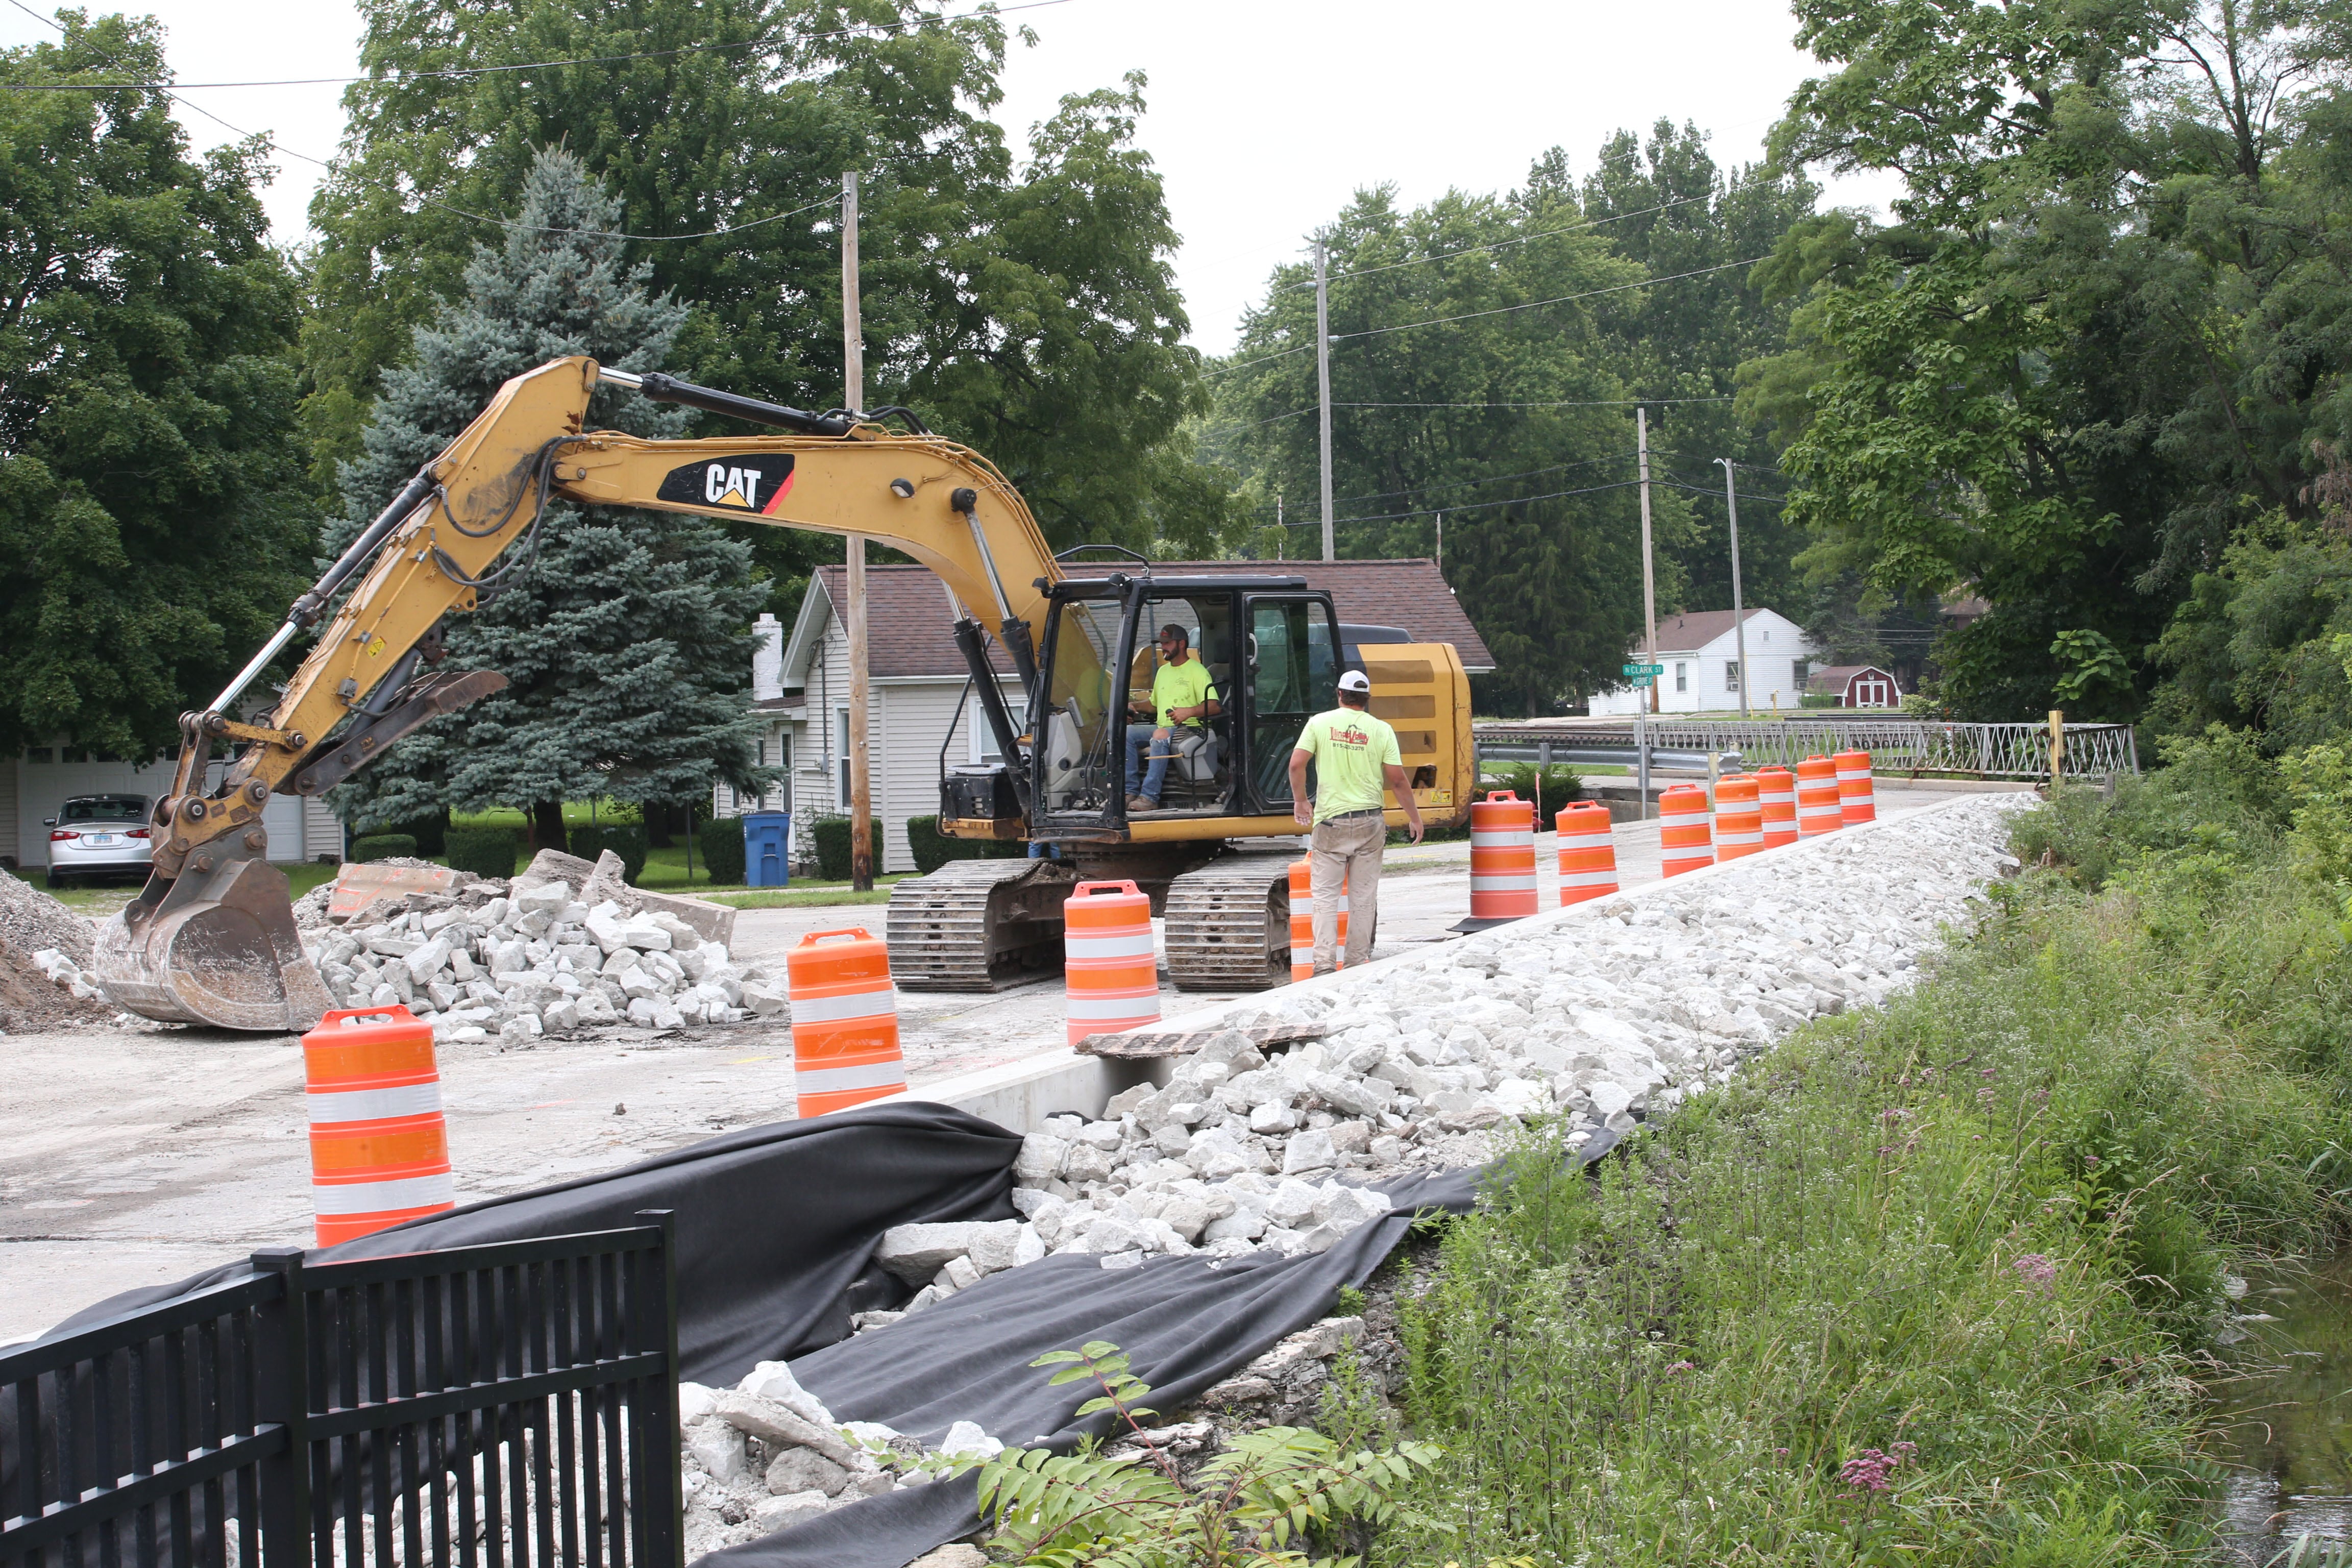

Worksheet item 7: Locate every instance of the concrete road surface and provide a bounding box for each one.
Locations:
[0,783,1999,1342]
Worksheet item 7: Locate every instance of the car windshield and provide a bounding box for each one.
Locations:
[63,796,146,823]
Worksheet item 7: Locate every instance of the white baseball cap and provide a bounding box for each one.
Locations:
[1337,670,1371,693]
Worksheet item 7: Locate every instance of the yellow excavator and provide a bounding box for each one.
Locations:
[94,356,1474,1031]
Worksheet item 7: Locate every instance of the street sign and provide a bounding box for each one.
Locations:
[1622,662,1663,677]
[1625,675,1654,687]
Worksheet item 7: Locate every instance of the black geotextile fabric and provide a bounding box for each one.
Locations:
[36,1101,1023,1377]
[709,1125,1623,1568]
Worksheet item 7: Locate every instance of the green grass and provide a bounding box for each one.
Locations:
[1379,764,2352,1565]
[701,885,900,909]
[10,862,337,913]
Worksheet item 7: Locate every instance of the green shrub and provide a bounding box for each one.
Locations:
[391,810,449,857]
[349,834,417,864]
[812,816,883,880]
[1475,762,1585,815]
[444,825,517,880]
[696,817,747,885]
[568,823,647,883]
[904,814,1025,874]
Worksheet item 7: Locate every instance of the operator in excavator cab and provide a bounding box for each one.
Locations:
[1124,622,1220,815]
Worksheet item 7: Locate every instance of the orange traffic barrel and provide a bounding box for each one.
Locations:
[1755,766,1798,848]
[302,1006,454,1247]
[1713,774,1763,861]
[1659,783,1714,876]
[1556,802,1618,905]
[1836,749,1876,824]
[786,928,907,1116]
[1064,880,1160,1044]
[1287,858,1349,981]
[1469,791,1539,919]
[1797,755,1843,836]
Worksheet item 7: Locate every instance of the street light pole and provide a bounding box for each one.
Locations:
[1719,457,1749,720]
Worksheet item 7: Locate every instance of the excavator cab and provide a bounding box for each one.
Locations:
[1012,571,1340,843]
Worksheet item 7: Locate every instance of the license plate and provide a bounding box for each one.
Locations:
[84,834,120,846]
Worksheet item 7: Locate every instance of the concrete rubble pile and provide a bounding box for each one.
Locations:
[300,849,791,1043]
[672,798,2031,1552]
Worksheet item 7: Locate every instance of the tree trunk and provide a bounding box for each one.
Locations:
[531,799,567,853]
[644,802,678,847]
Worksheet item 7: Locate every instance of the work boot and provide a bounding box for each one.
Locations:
[1125,795,1158,813]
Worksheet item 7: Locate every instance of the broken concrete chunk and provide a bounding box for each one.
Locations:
[511,848,597,898]
[875,1221,986,1283]
[686,1422,753,1484]
[765,1447,850,1498]
[750,1491,832,1533]
[963,1219,1028,1273]
[707,1392,858,1468]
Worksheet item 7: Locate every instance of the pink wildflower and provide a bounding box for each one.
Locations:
[2013,1254,2058,1294]
[1838,1446,1913,1498]
[1665,1360,1696,1376]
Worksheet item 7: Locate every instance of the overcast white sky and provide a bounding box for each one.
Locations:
[1,0,1901,356]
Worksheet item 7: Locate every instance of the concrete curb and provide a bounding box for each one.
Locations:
[876,793,2026,1136]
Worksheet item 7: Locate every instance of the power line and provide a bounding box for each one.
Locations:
[1330,256,1772,341]
[1332,478,1646,526]
[1335,396,1733,409]
[1279,192,1717,292]
[0,0,1074,90]
[1196,405,1319,436]
[1204,342,1312,380]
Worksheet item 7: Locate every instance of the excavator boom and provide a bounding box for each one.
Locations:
[95,356,1471,1030]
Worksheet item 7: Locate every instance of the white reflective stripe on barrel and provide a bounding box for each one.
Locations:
[305,1082,444,1124]
[1065,930,1156,961]
[311,1170,457,1214]
[1559,869,1620,887]
[787,988,898,1023]
[1469,873,1538,892]
[1715,828,1763,845]
[796,1059,910,1091]
[1066,992,1163,1020]
[1469,829,1531,847]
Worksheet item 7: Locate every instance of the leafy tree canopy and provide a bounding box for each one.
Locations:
[0,11,311,761]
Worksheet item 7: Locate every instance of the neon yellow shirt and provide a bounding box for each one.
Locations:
[1294,706,1402,823]
[1152,656,1216,728]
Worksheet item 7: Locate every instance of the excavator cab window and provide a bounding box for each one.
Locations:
[1035,598,1122,819]
[1247,597,1340,804]
[1123,592,1236,816]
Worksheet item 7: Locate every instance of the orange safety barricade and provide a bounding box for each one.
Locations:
[1797,755,1843,837]
[1659,783,1714,876]
[1713,774,1763,862]
[787,928,908,1116]
[1469,791,1539,919]
[301,1006,454,1247]
[1756,766,1798,849]
[1287,859,1349,982]
[1556,802,1618,905]
[1064,880,1161,1044]
[1836,749,1876,824]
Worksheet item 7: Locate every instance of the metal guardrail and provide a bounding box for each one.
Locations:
[2,1216,682,1568]
[1475,718,2139,780]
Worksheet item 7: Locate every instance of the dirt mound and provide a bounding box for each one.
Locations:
[0,871,94,965]
[0,936,117,1031]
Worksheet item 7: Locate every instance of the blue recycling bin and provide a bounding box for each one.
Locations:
[741,812,792,888]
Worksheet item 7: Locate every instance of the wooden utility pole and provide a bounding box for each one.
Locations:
[1720,457,1749,719]
[1637,408,1658,715]
[843,170,873,892]
[1315,239,1334,561]
[2048,709,2064,791]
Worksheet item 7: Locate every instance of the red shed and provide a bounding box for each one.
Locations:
[1806,665,1904,709]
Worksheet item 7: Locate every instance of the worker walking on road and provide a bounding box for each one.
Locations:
[1289,668,1423,975]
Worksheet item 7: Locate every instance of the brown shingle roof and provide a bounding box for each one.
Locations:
[1058,558,1496,671]
[811,566,1018,680]
[1635,607,1769,655]
[805,558,1497,677]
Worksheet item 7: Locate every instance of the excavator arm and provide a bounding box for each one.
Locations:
[98,355,1073,1030]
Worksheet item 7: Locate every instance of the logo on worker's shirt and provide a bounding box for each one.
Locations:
[656,455,798,514]
[1334,724,1369,747]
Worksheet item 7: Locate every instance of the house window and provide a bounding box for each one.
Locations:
[764,731,792,812]
[26,748,50,763]
[836,705,852,808]
[1793,659,1810,690]
[970,691,1029,765]
[1725,660,1741,692]
[1674,663,1688,693]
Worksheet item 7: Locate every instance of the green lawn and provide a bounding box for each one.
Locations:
[10,861,338,915]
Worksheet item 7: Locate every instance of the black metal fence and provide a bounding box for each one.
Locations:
[3,1214,681,1568]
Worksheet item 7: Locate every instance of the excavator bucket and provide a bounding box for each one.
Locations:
[94,855,330,1032]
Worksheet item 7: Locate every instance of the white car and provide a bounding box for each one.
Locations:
[45,794,155,888]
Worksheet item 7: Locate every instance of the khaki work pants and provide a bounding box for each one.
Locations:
[1309,813,1385,972]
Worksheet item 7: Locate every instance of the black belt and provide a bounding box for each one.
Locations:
[1321,807,1384,820]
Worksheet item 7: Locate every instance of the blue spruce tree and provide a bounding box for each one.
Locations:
[327,147,771,848]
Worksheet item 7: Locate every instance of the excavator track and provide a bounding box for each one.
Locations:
[887,856,1076,992]
[1162,851,1297,992]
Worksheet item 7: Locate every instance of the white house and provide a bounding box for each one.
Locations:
[717,559,1499,874]
[1588,608,1820,716]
